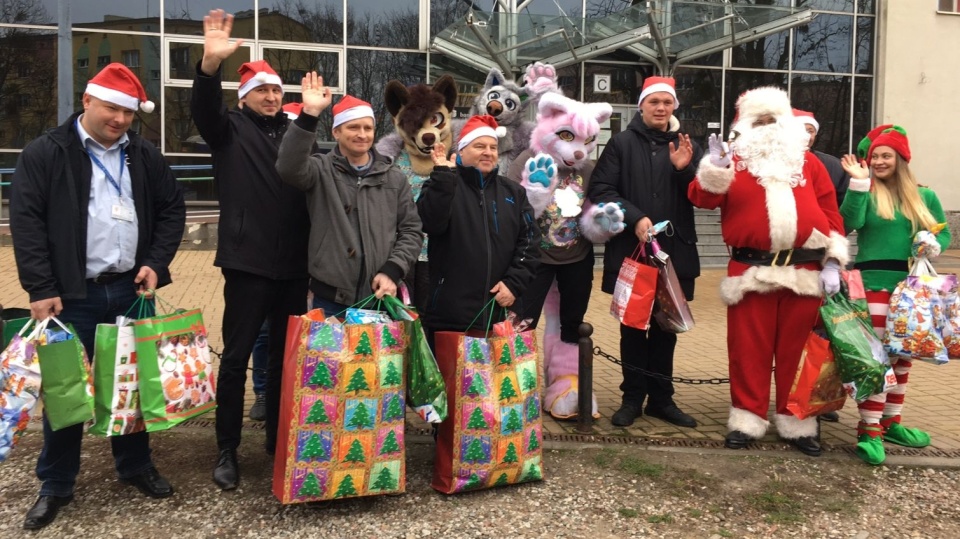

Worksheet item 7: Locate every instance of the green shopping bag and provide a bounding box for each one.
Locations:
[90,321,146,437]
[819,291,896,402]
[37,318,95,431]
[133,308,216,432]
[382,295,447,423]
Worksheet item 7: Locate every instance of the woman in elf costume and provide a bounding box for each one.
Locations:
[840,126,951,465]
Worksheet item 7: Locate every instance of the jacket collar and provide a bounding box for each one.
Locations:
[48,111,141,151]
[238,104,288,130]
[331,146,392,179]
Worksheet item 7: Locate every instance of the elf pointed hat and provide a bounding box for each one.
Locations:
[332,95,375,128]
[85,63,155,113]
[792,109,819,133]
[638,76,679,109]
[282,102,303,120]
[237,60,283,99]
[866,125,910,164]
[457,115,506,151]
[856,123,894,159]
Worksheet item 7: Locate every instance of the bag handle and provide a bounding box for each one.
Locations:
[465,297,498,335]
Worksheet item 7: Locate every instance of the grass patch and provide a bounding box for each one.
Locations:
[619,456,665,478]
[618,508,639,518]
[747,481,804,524]
[820,496,859,517]
[593,448,617,469]
[687,508,703,518]
[716,528,733,538]
[666,467,719,497]
[647,513,674,524]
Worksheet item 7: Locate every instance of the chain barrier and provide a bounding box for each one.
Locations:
[593,346,731,385]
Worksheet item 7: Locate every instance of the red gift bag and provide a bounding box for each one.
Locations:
[786,330,847,419]
[610,244,659,330]
[841,270,866,301]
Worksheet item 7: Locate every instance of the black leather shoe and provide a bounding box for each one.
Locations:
[819,411,840,422]
[645,404,698,428]
[724,430,752,450]
[213,449,239,490]
[611,403,642,427]
[783,435,822,457]
[23,494,73,530]
[121,467,174,498]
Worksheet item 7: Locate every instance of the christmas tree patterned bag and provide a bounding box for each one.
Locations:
[431,329,544,494]
[273,309,408,504]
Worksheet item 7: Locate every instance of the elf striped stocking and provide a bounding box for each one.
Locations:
[858,290,893,425]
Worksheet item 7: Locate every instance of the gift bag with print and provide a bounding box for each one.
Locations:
[273,307,409,504]
[0,320,43,462]
[884,257,955,365]
[37,318,95,431]
[786,329,846,419]
[432,317,544,494]
[134,307,216,431]
[610,244,658,330]
[90,317,145,437]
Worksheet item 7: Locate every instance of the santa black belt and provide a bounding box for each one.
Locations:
[731,247,826,267]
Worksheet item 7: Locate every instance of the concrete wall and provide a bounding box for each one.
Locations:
[876,1,960,212]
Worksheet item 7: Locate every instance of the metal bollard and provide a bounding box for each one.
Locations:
[576,322,594,434]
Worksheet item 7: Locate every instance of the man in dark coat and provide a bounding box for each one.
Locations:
[11,63,185,530]
[587,76,703,429]
[191,9,311,491]
[795,109,850,210]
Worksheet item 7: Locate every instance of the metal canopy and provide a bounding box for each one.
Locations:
[431,0,815,76]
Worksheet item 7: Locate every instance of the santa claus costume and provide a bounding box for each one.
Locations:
[687,87,849,456]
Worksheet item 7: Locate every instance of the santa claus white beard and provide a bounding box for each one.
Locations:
[734,121,808,188]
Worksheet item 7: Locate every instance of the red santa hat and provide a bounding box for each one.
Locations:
[638,76,679,109]
[85,63,154,113]
[332,95,375,128]
[792,109,819,133]
[457,115,506,151]
[237,60,283,100]
[867,126,911,164]
[857,124,894,159]
[282,102,303,120]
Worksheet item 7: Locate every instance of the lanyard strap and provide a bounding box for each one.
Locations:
[89,147,126,197]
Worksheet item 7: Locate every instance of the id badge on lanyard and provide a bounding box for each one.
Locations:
[91,148,135,222]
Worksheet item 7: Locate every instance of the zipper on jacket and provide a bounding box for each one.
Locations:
[492,201,499,234]
[478,169,493,328]
[354,174,366,302]
[430,277,445,310]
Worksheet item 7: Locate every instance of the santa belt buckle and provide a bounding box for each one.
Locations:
[770,249,793,267]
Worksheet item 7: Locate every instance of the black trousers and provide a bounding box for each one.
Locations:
[512,255,594,343]
[216,269,308,451]
[402,260,431,314]
[619,322,677,410]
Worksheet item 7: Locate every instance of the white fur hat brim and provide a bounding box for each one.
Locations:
[734,86,792,129]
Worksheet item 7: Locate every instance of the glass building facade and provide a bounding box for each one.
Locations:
[0,0,875,201]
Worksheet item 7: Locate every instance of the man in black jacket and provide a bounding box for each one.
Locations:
[795,109,850,210]
[588,76,702,429]
[10,63,185,530]
[191,9,310,490]
[418,115,540,335]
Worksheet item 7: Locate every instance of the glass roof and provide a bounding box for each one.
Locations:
[432,0,815,75]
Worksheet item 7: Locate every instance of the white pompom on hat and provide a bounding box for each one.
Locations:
[457,115,506,151]
[85,62,155,113]
[237,60,283,99]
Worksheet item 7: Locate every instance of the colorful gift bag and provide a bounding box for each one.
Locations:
[273,309,408,504]
[134,309,216,431]
[884,257,956,365]
[610,245,659,330]
[786,330,846,419]
[432,329,544,494]
[646,240,695,333]
[90,319,145,436]
[940,285,960,359]
[820,291,896,401]
[0,321,43,462]
[37,319,95,431]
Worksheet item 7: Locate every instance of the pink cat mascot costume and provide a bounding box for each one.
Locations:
[506,93,623,419]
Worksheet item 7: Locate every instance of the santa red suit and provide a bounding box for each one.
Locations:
[687,87,849,447]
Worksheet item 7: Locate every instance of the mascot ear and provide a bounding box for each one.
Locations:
[484,68,505,89]
[590,102,614,124]
[384,80,410,118]
[537,92,569,120]
[433,75,459,113]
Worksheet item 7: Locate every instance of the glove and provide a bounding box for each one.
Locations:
[913,230,942,259]
[820,259,841,296]
[524,155,556,188]
[708,133,731,168]
[593,202,625,234]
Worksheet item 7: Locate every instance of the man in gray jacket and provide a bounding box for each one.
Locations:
[276,71,422,312]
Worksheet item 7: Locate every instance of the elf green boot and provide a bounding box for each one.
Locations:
[881,416,931,448]
[855,422,885,466]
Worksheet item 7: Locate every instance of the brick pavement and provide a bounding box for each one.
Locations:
[2,246,960,454]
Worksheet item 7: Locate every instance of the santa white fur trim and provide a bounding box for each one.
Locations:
[85,83,139,111]
[764,181,799,251]
[774,413,818,439]
[728,407,769,439]
[238,73,283,99]
[695,155,735,194]
[638,82,679,109]
[802,229,851,267]
[333,105,375,128]
[719,266,822,305]
[848,178,871,192]
[668,115,680,132]
[733,86,793,133]
[458,125,501,150]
